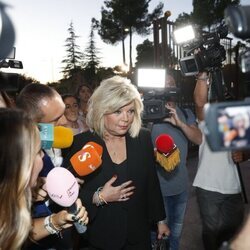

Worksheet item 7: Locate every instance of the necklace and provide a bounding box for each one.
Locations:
[104,137,126,164]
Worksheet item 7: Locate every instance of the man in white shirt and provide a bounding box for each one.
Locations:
[193,72,245,250]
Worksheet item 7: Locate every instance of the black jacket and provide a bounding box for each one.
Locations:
[62,128,165,250]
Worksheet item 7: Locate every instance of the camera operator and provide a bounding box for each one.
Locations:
[150,72,201,250]
[193,71,245,250]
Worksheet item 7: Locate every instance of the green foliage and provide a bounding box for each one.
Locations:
[84,18,101,84]
[96,0,164,70]
[175,12,193,28]
[175,0,240,30]
[59,19,118,92]
[135,39,154,68]
[192,0,240,30]
[94,8,126,45]
[61,21,84,79]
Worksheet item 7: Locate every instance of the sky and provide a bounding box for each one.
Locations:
[1,0,249,83]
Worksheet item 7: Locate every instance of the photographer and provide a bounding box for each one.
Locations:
[151,72,201,250]
[193,72,245,250]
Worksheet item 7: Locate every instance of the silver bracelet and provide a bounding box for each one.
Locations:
[44,215,58,234]
[94,187,106,206]
[157,220,166,225]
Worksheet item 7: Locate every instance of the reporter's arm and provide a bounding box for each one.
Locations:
[178,122,202,145]
[30,198,88,241]
[194,72,209,122]
[164,104,202,145]
[30,212,66,241]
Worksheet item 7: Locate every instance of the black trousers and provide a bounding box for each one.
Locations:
[196,187,245,250]
[88,238,151,250]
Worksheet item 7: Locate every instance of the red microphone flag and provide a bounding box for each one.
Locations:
[155,134,180,172]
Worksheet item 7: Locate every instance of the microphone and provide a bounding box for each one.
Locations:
[53,126,74,149]
[70,142,103,176]
[46,167,87,234]
[155,134,180,172]
[85,141,103,157]
[38,123,73,149]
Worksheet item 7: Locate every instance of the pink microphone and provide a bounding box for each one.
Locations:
[46,167,86,233]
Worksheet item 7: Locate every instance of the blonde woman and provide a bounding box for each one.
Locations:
[0,109,89,250]
[0,108,43,250]
[63,76,169,250]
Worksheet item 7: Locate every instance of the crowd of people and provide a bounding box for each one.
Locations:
[0,70,250,250]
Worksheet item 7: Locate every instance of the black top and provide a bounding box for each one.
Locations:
[62,128,165,250]
[113,160,127,185]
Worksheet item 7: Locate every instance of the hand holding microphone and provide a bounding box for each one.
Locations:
[46,167,88,234]
[155,134,180,172]
[46,198,88,233]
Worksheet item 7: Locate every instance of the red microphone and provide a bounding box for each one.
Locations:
[70,142,102,176]
[155,134,180,172]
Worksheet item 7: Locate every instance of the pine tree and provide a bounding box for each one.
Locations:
[192,0,240,30]
[84,18,101,84]
[94,7,128,65]
[61,21,84,79]
[96,0,163,71]
[135,39,154,68]
[175,0,240,31]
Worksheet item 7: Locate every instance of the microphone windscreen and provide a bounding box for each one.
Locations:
[52,126,73,149]
[46,167,79,207]
[85,141,103,157]
[155,134,175,154]
[70,143,102,176]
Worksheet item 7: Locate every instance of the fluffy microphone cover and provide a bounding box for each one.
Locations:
[52,126,73,148]
[155,134,180,172]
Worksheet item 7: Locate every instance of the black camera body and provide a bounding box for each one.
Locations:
[142,88,179,121]
[225,5,250,73]
[179,25,228,76]
[204,5,250,152]
[0,5,23,91]
[137,68,180,122]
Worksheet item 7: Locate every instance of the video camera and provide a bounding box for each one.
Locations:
[204,5,250,151]
[225,5,250,73]
[174,22,229,102]
[137,68,179,122]
[175,24,228,76]
[0,3,23,91]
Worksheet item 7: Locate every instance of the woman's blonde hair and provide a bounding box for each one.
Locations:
[0,108,40,250]
[86,76,143,138]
